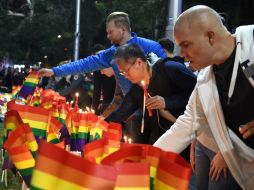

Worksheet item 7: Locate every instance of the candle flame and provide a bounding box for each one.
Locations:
[75,92,79,97]
[141,80,145,86]
[86,107,90,112]
[128,138,132,144]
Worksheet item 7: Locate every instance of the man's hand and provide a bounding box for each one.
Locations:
[146,95,165,110]
[239,120,254,139]
[209,151,227,181]
[38,68,54,77]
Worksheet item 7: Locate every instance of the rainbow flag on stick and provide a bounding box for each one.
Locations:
[5,144,35,187]
[46,116,63,144]
[7,100,50,138]
[18,71,40,99]
[31,140,116,190]
[4,123,38,154]
[58,103,68,124]
[76,113,90,151]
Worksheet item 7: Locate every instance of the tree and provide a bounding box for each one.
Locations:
[0,0,169,66]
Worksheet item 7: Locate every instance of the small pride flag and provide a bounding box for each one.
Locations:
[31,140,116,190]
[5,144,35,187]
[7,100,51,138]
[18,71,40,99]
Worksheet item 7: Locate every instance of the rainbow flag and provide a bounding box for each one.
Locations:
[154,155,191,190]
[46,116,63,144]
[76,113,90,151]
[7,100,50,138]
[58,103,68,124]
[27,94,40,107]
[4,110,23,140]
[18,71,40,99]
[103,122,122,155]
[101,144,191,190]
[69,111,80,151]
[31,140,116,190]
[83,138,106,163]
[4,123,38,154]
[4,123,37,187]
[89,117,108,142]
[114,163,150,190]
[5,144,35,187]
[12,85,21,97]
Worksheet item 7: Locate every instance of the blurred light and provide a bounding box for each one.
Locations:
[44,56,47,59]
[57,34,62,38]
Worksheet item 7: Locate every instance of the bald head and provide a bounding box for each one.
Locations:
[173,5,235,70]
[175,5,227,36]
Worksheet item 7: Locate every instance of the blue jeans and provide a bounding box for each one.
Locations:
[195,141,240,190]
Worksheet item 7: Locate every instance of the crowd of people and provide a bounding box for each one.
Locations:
[1,4,253,190]
[0,67,30,92]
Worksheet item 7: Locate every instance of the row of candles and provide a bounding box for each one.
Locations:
[73,92,134,145]
[123,136,132,144]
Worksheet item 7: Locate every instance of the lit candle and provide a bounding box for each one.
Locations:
[128,138,132,144]
[70,100,74,108]
[124,136,128,143]
[140,80,152,133]
[86,106,90,112]
[141,80,152,117]
[75,92,79,108]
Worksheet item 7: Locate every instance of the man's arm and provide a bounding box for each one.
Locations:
[105,85,142,123]
[39,47,116,77]
[154,88,203,153]
[101,80,123,118]
[164,61,196,113]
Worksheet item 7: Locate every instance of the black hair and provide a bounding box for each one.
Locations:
[92,44,105,55]
[158,38,174,54]
[114,44,147,62]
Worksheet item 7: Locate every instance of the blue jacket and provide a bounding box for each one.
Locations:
[52,33,166,95]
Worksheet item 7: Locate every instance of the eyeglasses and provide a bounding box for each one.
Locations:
[119,58,137,76]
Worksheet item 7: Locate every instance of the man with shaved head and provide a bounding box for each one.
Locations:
[154,5,254,190]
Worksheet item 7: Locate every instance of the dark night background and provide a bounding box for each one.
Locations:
[0,0,253,67]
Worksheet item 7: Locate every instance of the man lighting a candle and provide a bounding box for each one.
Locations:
[105,43,196,148]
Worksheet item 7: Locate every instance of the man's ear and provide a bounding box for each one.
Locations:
[136,58,143,66]
[207,31,215,45]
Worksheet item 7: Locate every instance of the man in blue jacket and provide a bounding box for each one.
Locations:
[39,12,166,96]
[39,11,166,143]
